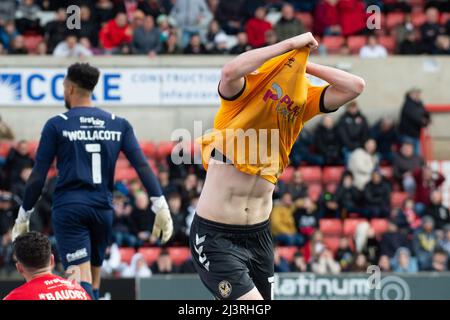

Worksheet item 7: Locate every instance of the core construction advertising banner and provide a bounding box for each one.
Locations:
[0,68,221,106]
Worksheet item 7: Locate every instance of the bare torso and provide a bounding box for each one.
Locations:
[196,158,275,225]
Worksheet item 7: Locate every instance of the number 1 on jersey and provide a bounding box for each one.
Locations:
[85,143,102,184]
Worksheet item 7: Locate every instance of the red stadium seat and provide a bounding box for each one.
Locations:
[138,247,161,265]
[156,141,174,160]
[391,192,408,208]
[279,166,295,182]
[411,12,426,27]
[296,12,314,31]
[441,12,450,25]
[386,12,406,30]
[322,166,345,184]
[378,35,396,54]
[371,218,389,236]
[24,35,44,54]
[343,218,368,237]
[168,247,191,265]
[0,141,12,158]
[140,141,156,158]
[115,158,130,169]
[319,219,342,236]
[119,247,136,265]
[115,167,138,181]
[27,140,39,157]
[347,36,367,54]
[308,183,322,202]
[299,166,322,183]
[323,235,340,254]
[322,36,345,54]
[379,166,393,179]
[276,246,298,263]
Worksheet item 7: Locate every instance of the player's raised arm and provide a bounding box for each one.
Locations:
[120,120,173,243]
[219,32,319,99]
[306,62,366,112]
[12,121,57,241]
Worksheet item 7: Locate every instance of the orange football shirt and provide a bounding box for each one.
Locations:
[199,47,330,184]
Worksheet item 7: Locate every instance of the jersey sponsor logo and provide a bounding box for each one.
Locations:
[284,57,295,68]
[79,116,105,128]
[194,233,210,271]
[66,248,88,263]
[218,280,232,298]
[0,74,21,102]
[37,289,89,300]
[62,130,122,142]
[262,82,303,122]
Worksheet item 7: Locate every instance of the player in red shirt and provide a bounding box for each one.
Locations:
[3,232,91,300]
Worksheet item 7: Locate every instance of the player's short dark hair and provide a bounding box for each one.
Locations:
[66,62,100,92]
[13,232,52,270]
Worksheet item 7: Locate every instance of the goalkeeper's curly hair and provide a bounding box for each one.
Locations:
[13,231,51,270]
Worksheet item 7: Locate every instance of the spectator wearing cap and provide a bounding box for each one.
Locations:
[132,15,162,56]
[274,3,305,41]
[359,35,388,58]
[53,33,93,57]
[398,88,430,155]
[169,0,213,48]
[391,247,418,273]
[420,7,445,54]
[348,139,379,191]
[424,191,450,231]
[314,116,342,166]
[413,215,437,270]
[393,142,424,195]
[245,6,272,48]
[99,12,133,54]
[363,170,391,218]
[229,31,252,54]
[210,32,229,54]
[271,193,303,246]
[379,220,410,258]
[337,101,369,159]
[370,117,399,163]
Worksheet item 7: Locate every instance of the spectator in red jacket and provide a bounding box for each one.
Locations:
[413,166,445,214]
[99,12,133,54]
[337,0,367,36]
[314,0,341,36]
[245,6,272,48]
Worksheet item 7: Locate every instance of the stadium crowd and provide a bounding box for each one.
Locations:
[0,85,449,278]
[0,0,449,57]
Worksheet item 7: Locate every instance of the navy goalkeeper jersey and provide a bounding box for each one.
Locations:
[30,107,147,209]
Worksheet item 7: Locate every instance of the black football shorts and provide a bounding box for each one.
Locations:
[189,214,274,300]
